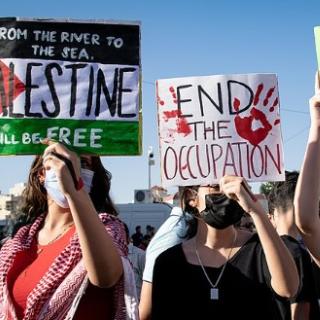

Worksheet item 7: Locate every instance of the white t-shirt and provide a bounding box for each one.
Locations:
[143,207,189,282]
[128,243,146,299]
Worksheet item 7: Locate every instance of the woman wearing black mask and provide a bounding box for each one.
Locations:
[151,176,299,320]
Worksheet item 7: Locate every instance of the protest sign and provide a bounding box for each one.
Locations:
[0,18,141,155]
[157,74,285,187]
[315,26,320,69]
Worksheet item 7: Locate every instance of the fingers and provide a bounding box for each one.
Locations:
[309,93,320,109]
[315,71,320,94]
[41,138,58,146]
[41,138,73,160]
[220,175,256,202]
[41,138,80,189]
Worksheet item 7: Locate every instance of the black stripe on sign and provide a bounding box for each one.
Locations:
[0,19,140,65]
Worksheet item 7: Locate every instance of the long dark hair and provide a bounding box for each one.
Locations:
[180,186,200,239]
[20,156,48,224]
[180,185,221,238]
[14,155,117,235]
[89,156,118,216]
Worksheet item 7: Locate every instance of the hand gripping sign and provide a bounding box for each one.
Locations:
[0,17,141,155]
[157,73,285,188]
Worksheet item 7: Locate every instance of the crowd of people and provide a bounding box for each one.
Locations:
[1,73,320,319]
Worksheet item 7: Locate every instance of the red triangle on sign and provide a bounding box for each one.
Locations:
[0,60,26,115]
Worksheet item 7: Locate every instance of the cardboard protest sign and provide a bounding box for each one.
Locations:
[315,26,320,69]
[0,18,141,155]
[157,74,285,187]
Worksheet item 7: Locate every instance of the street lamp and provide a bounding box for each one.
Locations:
[148,146,155,190]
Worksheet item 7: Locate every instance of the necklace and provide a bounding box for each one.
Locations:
[37,222,74,255]
[194,230,237,301]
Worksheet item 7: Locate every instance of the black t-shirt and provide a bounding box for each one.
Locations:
[277,235,320,320]
[152,234,282,320]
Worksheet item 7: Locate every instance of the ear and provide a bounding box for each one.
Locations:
[188,198,198,208]
[268,213,277,228]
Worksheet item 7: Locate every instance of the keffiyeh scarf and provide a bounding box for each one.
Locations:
[0,213,128,320]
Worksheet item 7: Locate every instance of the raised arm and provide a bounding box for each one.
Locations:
[42,140,123,288]
[294,71,320,266]
[220,175,299,298]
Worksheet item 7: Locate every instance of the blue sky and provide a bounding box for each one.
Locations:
[0,0,319,203]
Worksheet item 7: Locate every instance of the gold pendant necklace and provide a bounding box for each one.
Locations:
[194,230,237,301]
[37,222,74,255]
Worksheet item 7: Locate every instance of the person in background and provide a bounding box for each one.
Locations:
[139,199,191,320]
[294,71,320,308]
[151,176,299,320]
[124,223,146,300]
[132,225,144,247]
[0,140,137,319]
[268,171,320,319]
[146,225,155,238]
[138,235,152,251]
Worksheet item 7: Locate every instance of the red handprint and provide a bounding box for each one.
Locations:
[233,84,280,146]
[158,85,192,143]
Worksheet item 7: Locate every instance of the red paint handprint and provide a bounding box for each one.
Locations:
[158,85,192,143]
[233,83,280,146]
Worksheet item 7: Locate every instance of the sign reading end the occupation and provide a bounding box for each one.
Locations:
[157,73,284,186]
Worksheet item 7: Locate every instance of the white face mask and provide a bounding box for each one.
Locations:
[44,168,94,208]
[81,168,94,193]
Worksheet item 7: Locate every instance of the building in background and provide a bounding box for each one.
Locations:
[0,183,26,236]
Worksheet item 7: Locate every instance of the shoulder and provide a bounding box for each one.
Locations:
[280,235,307,259]
[231,232,263,261]
[170,206,184,216]
[149,208,188,242]
[155,243,183,265]
[99,213,127,256]
[153,244,186,281]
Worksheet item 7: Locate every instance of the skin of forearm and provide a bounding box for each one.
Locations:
[66,189,123,288]
[294,126,320,232]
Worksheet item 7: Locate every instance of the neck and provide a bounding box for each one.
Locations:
[45,202,73,231]
[276,222,300,239]
[196,221,236,249]
[274,208,300,240]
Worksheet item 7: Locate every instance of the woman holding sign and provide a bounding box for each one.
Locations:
[151,176,299,319]
[0,139,137,319]
[294,72,320,267]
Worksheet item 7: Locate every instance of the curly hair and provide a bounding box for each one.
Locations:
[267,171,299,214]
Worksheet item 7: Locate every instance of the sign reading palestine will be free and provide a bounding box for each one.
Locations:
[0,18,141,155]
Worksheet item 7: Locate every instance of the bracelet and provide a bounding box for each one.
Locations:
[76,177,84,191]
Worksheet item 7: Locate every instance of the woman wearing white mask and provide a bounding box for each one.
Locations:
[0,139,137,320]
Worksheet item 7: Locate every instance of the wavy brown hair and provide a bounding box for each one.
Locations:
[17,155,117,229]
[89,156,118,216]
[20,156,48,224]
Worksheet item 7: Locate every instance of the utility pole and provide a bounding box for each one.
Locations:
[148,146,155,190]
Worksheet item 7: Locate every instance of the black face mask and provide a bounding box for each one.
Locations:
[201,193,245,229]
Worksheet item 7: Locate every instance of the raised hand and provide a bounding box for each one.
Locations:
[42,138,81,195]
[309,71,320,126]
[219,175,265,215]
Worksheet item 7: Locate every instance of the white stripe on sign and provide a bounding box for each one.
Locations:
[0,58,140,121]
